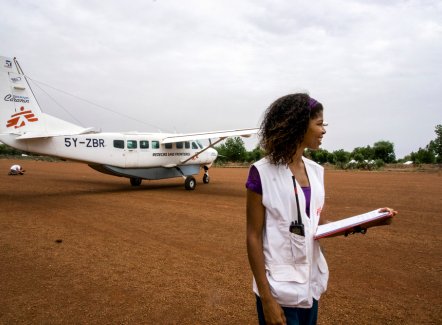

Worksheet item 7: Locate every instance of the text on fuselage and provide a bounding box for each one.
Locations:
[152,152,191,157]
[64,137,105,148]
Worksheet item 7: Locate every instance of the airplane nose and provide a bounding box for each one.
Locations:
[209,147,218,159]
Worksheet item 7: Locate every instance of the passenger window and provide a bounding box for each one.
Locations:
[127,140,137,149]
[185,142,190,149]
[192,142,198,149]
[140,140,149,149]
[152,141,160,149]
[176,142,183,149]
[165,143,172,149]
[113,140,124,149]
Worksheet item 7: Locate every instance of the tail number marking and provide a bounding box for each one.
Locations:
[65,138,104,148]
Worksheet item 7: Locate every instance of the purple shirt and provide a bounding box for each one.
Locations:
[246,165,311,217]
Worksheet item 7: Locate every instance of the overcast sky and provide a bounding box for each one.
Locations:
[1,0,441,158]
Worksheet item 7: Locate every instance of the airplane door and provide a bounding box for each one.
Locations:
[125,139,139,167]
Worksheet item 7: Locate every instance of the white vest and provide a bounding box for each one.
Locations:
[252,157,329,308]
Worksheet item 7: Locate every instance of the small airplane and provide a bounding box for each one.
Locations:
[0,56,258,190]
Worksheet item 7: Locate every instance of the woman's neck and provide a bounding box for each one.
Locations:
[291,146,305,166]
[289,147,310,187]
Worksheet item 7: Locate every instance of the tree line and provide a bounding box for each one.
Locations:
[215,124,442,167]
[1,125,440,167]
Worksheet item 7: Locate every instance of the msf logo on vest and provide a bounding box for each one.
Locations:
[6,106,39,129]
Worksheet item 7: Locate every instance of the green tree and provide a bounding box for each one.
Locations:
[246,145,265,163]
[373,140,396,163]
[332,149,350,167]
[374,159,385,169]
[410,148,436,164]
[351,146,373,161]
[430,124,442,163]
[215,137,247,163]
[307,148,330,165]
[353,153,365,163]
[326,152,336,164]
[410,124,442,164]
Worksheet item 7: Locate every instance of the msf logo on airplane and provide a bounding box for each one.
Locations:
[6,106,39,129]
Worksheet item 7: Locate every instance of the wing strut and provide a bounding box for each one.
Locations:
[179,137,226,164]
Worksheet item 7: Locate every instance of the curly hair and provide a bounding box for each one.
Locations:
[259,93,323,165]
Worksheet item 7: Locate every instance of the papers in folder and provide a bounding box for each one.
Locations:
[314,209,393,240]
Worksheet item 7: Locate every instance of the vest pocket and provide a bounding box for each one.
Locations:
[314,252,329,294]
[268,264,308,283]
[317,252,329,274]
[266,263,311,307]
[289,233,308,264]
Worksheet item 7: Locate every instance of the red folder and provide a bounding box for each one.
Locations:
[314,209,393,240]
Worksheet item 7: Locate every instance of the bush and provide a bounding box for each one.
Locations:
[0,144,25,156]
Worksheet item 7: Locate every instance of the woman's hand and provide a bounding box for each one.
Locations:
[378,207,398,216]
[261,296,287,325]
[378,207,398,225]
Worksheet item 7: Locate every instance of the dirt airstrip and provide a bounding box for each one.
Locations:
[0,159,441,325]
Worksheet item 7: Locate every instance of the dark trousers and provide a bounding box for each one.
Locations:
[256,295,318,325]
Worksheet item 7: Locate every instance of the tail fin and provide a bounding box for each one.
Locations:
[0,56,91,138]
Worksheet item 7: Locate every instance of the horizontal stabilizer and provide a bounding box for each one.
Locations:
[161,128,258,144]
[10,112,96,139]
[14,127,97,139]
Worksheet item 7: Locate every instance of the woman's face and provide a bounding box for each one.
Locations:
[302,111,326,150]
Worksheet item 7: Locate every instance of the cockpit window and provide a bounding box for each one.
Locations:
[197,140,204,149]
[192,142,198,149]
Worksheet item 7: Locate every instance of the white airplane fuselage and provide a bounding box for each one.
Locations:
[1,132,217,168]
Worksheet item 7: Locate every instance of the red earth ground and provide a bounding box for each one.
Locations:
[0,159,441,324]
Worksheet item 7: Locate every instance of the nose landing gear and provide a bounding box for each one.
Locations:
[178,166,211,190]
[203,166,210,184]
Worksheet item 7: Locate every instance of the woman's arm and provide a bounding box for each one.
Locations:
[246,189,287,325]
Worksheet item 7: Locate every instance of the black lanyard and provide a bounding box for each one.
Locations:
[289,175,305,236]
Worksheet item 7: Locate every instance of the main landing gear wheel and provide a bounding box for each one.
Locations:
[184,176,196,190]
[130,177,142,186]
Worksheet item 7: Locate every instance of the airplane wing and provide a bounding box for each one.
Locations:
[161,128,259,144]
[160,128,259,165]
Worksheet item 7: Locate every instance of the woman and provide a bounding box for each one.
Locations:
[246,93,395,325]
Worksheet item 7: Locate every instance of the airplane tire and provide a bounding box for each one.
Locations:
[185,176,196,190]
[203,174,209,184]
[130,177,142,186]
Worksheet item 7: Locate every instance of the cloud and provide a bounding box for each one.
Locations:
[1,0,441,157]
